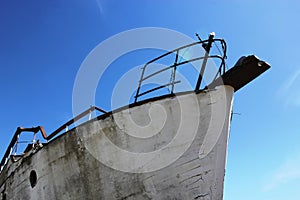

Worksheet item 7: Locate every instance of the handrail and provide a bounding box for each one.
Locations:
[134,34,227,103]
[136,81,181,98]
[46,106,107,140]
[0,106,107,171]
[0,127,42,171]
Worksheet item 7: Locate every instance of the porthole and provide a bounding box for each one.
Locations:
[29,170,37,188]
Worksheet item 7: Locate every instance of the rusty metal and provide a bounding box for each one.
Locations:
[0,127,42,171]
[0,106,107,171]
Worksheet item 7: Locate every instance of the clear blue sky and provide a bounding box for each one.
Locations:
[1,1,299,199]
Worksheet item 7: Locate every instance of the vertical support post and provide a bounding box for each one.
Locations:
[195,32,215,91]
[32,132,37,148]
[171,50,179,94]
[88,105,92,120]
[33,132,37,144]
[135,65,147,103]
[14,134,20,155]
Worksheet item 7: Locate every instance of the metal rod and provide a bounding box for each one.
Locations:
[134,66,147,103]
[141,65,173,82]
[171,50,179,93]
[94,106,108,114]
[195,32,215,91]
[136,81,181,98]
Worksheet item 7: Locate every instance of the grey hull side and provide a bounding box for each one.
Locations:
[0,85,234,200]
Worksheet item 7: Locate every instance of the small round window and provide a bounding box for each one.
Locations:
[29,170,37,188]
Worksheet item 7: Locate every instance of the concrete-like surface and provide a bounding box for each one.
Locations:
[0,85,233,200]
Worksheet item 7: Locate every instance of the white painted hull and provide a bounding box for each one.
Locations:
[0,85,234,200]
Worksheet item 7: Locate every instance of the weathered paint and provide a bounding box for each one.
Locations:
[0,85,234,200]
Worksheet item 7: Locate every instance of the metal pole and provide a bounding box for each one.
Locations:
[134,66,147,103]
[195,32,215,91]
[171,50,179,93]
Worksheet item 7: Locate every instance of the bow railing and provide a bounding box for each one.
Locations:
[134,33,227,102]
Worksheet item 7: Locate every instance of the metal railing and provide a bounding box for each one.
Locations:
[0,106,107,171]
[134,33,227,102]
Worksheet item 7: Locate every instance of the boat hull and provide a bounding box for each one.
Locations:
[0,85,234,200]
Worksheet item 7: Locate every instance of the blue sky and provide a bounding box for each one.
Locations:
[1,0,300,199]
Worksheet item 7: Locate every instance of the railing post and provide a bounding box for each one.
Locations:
[33,132,36,144]
[134,66,147,103]
[14,134,20,155]
[195,32,215,91]
[88,105,92,120]
[171,50,179,94]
